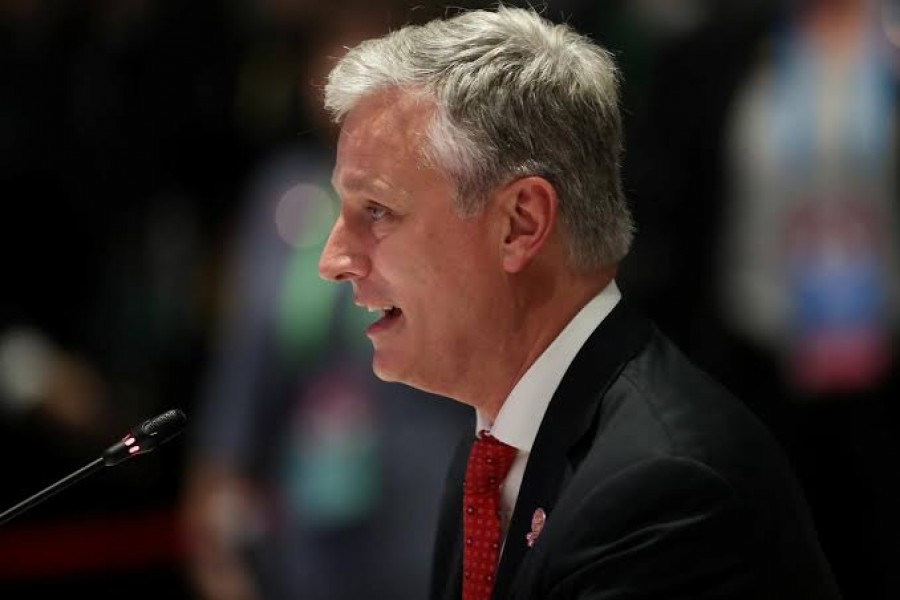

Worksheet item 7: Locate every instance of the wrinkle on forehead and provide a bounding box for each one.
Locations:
[338,88,437,164]
[333,88,447,198]
[333,169,413,203]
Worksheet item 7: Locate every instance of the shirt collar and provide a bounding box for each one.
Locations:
[476,280,621,451]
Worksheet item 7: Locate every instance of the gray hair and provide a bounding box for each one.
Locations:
[324,5,633,271]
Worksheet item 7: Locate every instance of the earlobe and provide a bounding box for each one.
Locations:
[501,177,557,274]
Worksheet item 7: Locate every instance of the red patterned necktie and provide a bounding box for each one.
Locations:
[462,430,517,600]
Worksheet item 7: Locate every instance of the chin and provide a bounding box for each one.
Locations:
[372,351,440,395]
[371,352,403,383]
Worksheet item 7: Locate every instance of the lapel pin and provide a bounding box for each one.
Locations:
[526,508,546,547]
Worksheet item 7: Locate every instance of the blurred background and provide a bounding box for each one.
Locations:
[0,0,896,599]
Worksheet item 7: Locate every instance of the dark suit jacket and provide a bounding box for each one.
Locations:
[430,299,842,599]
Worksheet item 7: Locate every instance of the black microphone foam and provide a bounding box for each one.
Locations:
[102,409,188,466]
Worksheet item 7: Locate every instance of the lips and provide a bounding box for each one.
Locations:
[375,305,402,324]
[357,300,403,336]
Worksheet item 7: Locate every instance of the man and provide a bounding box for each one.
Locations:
[317,6,842,600]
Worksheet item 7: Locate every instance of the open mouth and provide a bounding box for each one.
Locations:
[366,305,402,317]
[364,305,403,330]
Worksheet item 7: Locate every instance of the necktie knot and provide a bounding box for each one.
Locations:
[464,432,517,495]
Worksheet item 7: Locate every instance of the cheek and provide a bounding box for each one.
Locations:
[384,218,499,310]
[406,236,473,288]
[437,262,499,324]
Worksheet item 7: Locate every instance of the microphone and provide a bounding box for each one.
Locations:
[0,409,187,525]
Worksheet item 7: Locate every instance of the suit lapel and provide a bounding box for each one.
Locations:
[492,299,652,600]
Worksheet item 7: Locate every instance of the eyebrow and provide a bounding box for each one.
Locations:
[332,171,411,202]
[333,171,372,194]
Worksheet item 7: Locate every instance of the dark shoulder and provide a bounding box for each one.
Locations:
[591,327,797,495]
[554,327,840,599]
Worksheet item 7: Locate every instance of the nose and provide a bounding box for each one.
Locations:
[318,215,370,282]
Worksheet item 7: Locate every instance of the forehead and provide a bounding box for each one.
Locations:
[333,89,435,192]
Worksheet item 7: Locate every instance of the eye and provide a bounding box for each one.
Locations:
[365,203,389,221]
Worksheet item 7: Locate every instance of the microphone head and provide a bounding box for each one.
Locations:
[102,409,187,466]
[139,409,187,441]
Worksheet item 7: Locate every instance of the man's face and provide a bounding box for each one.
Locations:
[319,90,507,397]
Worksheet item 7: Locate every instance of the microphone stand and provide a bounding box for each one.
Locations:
[0,408,186,526]
[0,457,104,525]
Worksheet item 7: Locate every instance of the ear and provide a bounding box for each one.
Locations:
[498,176,558,274]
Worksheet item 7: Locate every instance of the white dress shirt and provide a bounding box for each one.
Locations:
[475,280,621,541]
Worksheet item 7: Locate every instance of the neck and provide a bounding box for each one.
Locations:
[460,267,616,423]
